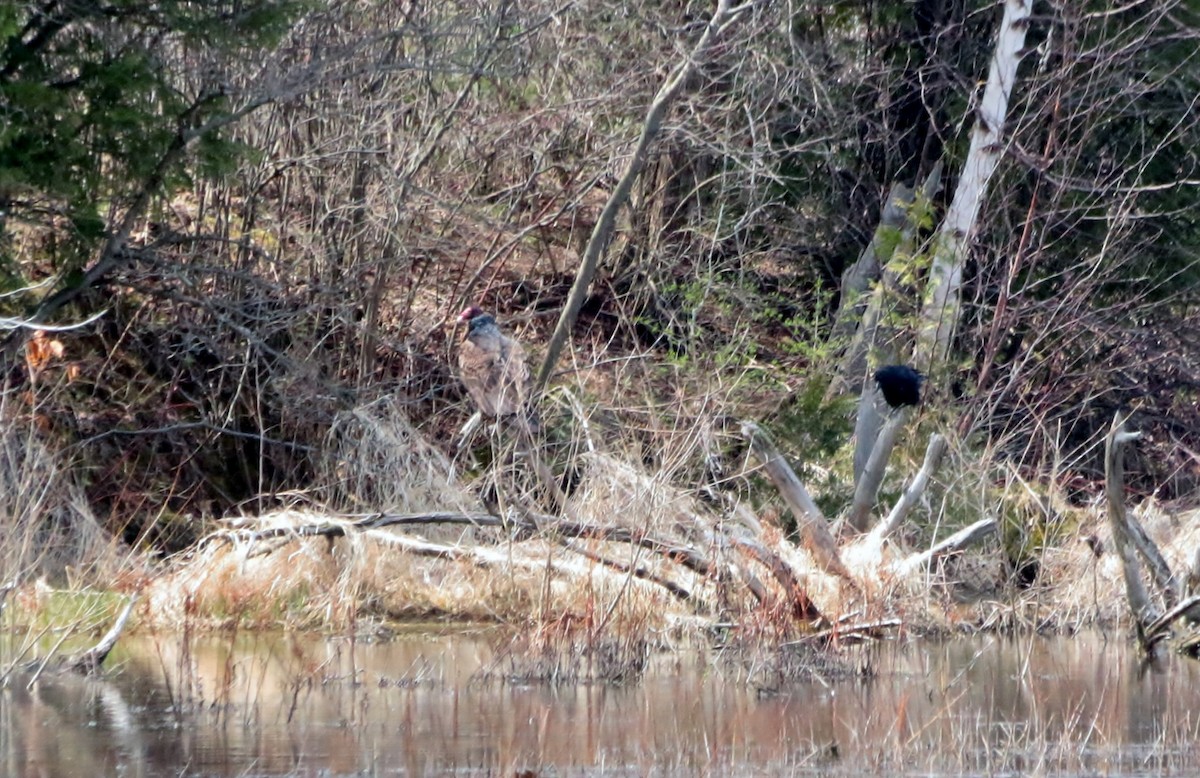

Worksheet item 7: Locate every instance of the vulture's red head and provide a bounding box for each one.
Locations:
[457,306,494,334]
[458,305,485,322]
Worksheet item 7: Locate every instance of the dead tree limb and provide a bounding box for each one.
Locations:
[1105,413,1164,648]
[61,593,141,675]
[889,517,997,578]
[562,540,693,602]
[783,617,902,647]
[1144,595,1200,650]
[846,408,911,533]
[1127,512,1180,609]
[741,421,853,582]
[868,433,948,546]
[730,537,823,621]
[536,0,752,390]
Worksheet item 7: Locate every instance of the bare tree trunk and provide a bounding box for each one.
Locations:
[852,391,885,486]
[913,0,1032,369]
[535,0,752,390]
[845,165,941,481]
[827,181,914,359]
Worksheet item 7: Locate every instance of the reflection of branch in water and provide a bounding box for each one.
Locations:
[96,680,150,769]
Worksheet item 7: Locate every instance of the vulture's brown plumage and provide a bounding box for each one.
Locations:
[457,306,532,419]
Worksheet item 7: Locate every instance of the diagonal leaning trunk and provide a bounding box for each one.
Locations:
[914,0,1032,370]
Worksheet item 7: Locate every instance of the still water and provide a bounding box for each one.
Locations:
[4,628,1200,776]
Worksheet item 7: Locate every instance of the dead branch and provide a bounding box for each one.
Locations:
[868,433,948,545]
[1144,594,1200,650]
[211,510,748,607]
[740,421,853,582]
[1104,412,1163,645]
[562,540,693,602]
[889,517,997,578]
[63,593,140,675]
[536,0,752,390]
[1127,511,1180,609]
[783,617,902,647]
[730,537,823,621]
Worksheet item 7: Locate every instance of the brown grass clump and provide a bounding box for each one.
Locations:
[318,398,486,533]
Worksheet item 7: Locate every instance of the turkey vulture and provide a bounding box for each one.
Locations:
[457,306,532,419]
[873,364,924,409]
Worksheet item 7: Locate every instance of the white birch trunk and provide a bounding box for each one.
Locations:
[915,0,1032,368]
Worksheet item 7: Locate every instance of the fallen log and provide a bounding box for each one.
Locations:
[210,511,775,613]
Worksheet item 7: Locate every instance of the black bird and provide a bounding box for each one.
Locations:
[873,364,924,409]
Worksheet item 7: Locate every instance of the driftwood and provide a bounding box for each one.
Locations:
[740,421,854,582]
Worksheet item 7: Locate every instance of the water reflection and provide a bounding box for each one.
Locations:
[3,629,1200,776]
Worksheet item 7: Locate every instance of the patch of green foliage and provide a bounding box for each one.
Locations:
[0,0,306,286]
[3,588,128,637]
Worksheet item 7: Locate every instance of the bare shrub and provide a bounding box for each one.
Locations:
[0,396,121,584]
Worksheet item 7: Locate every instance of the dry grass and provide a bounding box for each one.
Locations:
[0,397,120,585]
[134,391,1200,650]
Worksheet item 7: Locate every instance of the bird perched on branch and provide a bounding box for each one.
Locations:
[873,364,924,409]
[456,306,534,422]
